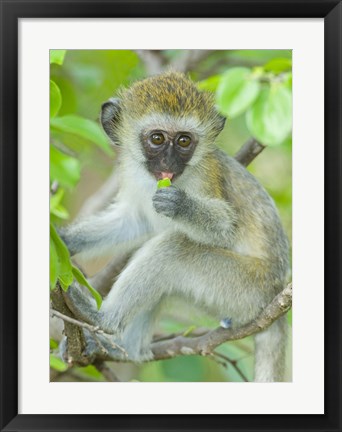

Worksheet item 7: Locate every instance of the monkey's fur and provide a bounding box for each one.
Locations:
[61,72,289,382]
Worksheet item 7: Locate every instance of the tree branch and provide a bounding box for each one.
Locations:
[50,308,128,358]
[135,49,213,75]
[135,50,166,75]
[211,351,249,382]
[50,308,107,335]
[77,169,120,218]
[234,138,265,166]
[168,50,213,73]
[150,283,292,361]
[94,360,121,382]
[50,287,87,366]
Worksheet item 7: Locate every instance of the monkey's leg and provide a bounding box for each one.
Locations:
[65,233,287,379]
[63,282,161,362]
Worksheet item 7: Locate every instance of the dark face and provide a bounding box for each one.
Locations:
[141,129,198,180]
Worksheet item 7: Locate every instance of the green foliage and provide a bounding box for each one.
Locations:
[49,49,140,312]
[50,80,62,117]
[50,50,66,65]
[264,58,292,73]
[246,85,292,146]
[72,265,102,309]
[50,354,68,372]
[50,115,112,156]
[49,224,102,308]
[197,74,221,92]
[50,145,80,189]
[74,365,105,381]
[50,223,73,291]
[50,338,59,350]
[205,58,292,147]
[50,189,69,220]
[216,67,260,118]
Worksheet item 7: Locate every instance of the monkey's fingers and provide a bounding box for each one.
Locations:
[63,283,103,328]
[82,330,127,361]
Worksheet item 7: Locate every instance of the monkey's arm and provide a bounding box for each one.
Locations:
[152,186,236,248]
[60,202,151,257]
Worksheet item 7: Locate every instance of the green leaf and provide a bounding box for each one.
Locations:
[157,178,172,189]
[50,189,69,220]
[75,365,104,381]
[50,188,64,210]
[50,115,112,156]
[283,72,292,90]
[50,354,68,372]
[197,75,221,92]
[50,80,62,118]
[50,50,67,65]
[50,145,81,189]
[51,205,69,220]
[246,85,292,147]
[50,223,73,291]
[182,325,196,337]
[72,265,102,309]
[50,237,59,289]
[50,338,58,350]
[216,67,260,118]
[264,58,292,74]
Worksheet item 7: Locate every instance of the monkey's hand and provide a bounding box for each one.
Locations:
[63,284,110,333]
[152,186,186,218]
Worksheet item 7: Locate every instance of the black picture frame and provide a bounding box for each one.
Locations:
[1,1,341,431]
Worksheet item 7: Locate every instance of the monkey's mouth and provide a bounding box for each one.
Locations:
[154,171,175,181]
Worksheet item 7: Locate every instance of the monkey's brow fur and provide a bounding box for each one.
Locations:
[119,71,220,124]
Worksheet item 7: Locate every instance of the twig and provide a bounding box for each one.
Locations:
[77,169,120,217]
[51,308,106,335]
[136,50,212,75]
[50,308,128,358]
[50,180,59,195]
[89,251,133,296]
[234,138,265,166]
[212,351,249,382]
[135,50,166,75]
[94,360,121,382]
[169,50,212,73]
[150,283,292,361]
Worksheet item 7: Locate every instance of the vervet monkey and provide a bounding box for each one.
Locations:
[61,72,289,382]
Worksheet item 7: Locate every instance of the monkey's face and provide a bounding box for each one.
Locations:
[140,129,198,180]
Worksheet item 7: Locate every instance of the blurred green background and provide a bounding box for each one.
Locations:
[50,49,292,382]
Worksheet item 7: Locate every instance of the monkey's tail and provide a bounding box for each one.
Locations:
[254,315,288,382]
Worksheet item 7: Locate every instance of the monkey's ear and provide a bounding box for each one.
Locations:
[101,98,122,145]
[213,114,226,137]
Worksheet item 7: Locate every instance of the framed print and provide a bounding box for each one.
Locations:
[0,1,341,431]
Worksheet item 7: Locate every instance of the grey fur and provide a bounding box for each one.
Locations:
[62,93,289,382]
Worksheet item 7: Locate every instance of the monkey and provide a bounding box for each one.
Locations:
[60,71,290,382]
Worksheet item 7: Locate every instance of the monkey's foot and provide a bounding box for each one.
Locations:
[59,331,153,364]
[82,330,128,361]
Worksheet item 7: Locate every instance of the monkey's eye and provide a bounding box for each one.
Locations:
[150,133,165,145]
[177,135,192,147]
